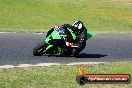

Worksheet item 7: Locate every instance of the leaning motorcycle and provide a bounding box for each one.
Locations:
[33,28,93,56]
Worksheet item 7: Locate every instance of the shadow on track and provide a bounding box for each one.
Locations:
[47,53,107,58]
[77,53,107,58]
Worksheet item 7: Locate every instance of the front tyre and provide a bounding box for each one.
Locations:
[33,42,47,56]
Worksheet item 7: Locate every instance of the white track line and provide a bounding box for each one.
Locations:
[0,62,104,68]
[0,32,17,33]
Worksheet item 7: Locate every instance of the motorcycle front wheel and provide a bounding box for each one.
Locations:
[33,42,48,56]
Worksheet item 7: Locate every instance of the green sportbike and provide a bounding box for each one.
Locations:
[33,27,93,57]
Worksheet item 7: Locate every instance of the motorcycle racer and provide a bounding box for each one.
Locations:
[63,21,87,56]
[33,20,93,56]
[46,20,88,56]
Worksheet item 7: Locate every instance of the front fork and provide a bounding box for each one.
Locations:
[44,45,53,52]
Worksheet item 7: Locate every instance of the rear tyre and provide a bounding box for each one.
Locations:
[33,42,48,56]
[71,48,79,57]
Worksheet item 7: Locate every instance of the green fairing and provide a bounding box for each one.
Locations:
[45,35,51,43]
[67,28,76,40]
[45,29,61,43]
[87,31,93,39]
[50,29,61,39]
[44,29,65,54]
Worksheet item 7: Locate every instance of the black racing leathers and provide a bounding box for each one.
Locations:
[72,27,87,56]
[63,24,87,55]
[62,24,75,42]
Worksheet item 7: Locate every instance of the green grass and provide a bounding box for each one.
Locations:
[0,0,132,34]
[0,62,132,88]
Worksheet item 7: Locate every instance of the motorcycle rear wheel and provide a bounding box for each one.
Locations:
[33,42,48,56]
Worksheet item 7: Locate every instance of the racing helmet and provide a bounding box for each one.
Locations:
[72,21,84,30]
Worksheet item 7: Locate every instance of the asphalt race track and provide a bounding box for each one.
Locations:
[0,33,132,66]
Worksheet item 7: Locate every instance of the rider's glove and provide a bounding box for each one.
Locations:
[66,42,73,47]
[66,42,79,48]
